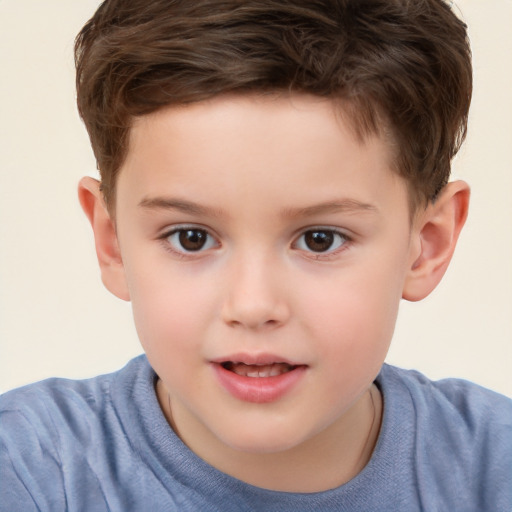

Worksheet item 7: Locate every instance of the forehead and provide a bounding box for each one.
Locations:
[129,93,386,154]
[116,93,407,218]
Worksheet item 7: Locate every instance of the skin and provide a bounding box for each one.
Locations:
[79,94,469,492]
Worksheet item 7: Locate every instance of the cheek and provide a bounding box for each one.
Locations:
[128,272,216,394]
[126,263,216,356]
[305,278,399,411]
[305,258,405,364]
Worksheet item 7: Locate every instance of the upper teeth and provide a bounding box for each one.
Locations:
[226,362,293,378]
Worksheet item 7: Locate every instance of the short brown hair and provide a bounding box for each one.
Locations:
[75,0,472,209]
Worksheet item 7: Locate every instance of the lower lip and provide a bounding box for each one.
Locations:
[212,363,307,403]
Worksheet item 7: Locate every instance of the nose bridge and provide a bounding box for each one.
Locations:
[222,245,289,330]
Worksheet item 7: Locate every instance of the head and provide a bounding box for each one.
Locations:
[75,0,472,212]
[77,0,471,487]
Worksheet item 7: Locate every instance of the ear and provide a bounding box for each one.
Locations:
[78,177,130,301]
[402,180,470,302]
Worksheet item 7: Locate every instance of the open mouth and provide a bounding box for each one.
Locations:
[221,362,299,378]
[213,359,307,402]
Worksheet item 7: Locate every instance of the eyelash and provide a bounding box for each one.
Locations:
[158,225,352,259]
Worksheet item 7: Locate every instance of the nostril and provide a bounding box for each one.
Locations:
[226,317,281,330]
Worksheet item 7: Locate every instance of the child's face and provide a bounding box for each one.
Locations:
[114,94,417,456]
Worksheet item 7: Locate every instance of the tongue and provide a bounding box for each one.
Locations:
[227,362,293,378]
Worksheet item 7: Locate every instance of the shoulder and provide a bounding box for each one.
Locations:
[381,364,512,430]
[0,354,148,416]
[0,355,150,448]
[1,360,125,431]
[0,355,150,511]
[378,364,512,511]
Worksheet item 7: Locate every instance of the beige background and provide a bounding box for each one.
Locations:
[1,0,511,396]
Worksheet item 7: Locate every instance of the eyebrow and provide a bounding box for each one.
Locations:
[138,196,378,219]
[138,196,225,218]
[281,199,379,219]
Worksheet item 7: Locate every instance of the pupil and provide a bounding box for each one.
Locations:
[179,229,207,251]
[305,231,334,252]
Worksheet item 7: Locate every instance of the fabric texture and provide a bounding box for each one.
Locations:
[1,355,511,511]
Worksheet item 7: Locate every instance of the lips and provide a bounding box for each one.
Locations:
[212,355,307,403]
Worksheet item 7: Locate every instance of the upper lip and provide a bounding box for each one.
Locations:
[210,353,305,367]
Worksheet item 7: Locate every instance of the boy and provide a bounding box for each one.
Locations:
[1,0,511,510]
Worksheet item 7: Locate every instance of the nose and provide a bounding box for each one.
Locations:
[221,254,290,331]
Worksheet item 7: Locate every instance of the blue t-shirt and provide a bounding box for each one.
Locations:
[1,355,511,511]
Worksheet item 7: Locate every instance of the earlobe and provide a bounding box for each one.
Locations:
[402,181,470,302]
[78,177,130,301]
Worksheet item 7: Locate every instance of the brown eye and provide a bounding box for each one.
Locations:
[166,228,217,253]
[178,229,208,251]
[296,229,348,254]
[304,231,334,252]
